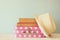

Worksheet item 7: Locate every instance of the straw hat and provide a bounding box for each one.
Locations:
[34,13,56,37]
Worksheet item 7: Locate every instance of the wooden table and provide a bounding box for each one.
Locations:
[0,34,60,40]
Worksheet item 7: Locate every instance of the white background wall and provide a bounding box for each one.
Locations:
[0,0,60,34]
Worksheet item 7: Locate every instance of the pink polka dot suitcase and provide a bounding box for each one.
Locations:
[15,26,46,38]
[15,18,47,38]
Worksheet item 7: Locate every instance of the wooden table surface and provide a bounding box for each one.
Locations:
[0,34,60,40]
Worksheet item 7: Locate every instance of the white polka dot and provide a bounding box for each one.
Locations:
[33,35,36,37]
[20,27,22,29]
[31,31,34,33]
[34,27,37,29]
[19,34,21,37]
[16,30,19,33]
[29,27,32,29]
[28,35,31,37]
[38,35,41,37]
[25,27,28,29]
[24,35,26,37]
[26,31,29,33]
[36,31,39,33]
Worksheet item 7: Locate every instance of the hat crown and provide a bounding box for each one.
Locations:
[38,13,56,34]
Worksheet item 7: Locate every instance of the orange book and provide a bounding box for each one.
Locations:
[16,22,38,27]
[19,18,36,23]
[16,24,38,27]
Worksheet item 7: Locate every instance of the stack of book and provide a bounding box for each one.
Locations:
[15,18,46,38]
